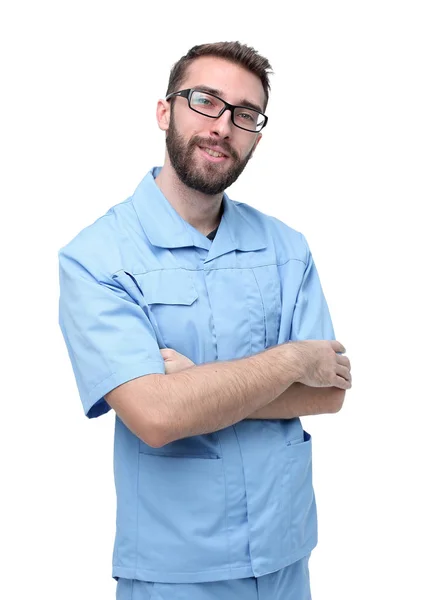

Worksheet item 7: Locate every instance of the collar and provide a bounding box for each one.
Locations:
[131,166,267,262]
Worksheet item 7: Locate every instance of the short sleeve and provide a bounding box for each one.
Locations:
[290,235,335,341]
[58,249,165,419]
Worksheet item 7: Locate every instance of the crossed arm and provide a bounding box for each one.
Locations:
[245,382,345,418]
[161,348,345,419]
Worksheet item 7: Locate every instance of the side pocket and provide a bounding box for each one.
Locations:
[286,436,305,446]
[285,430,318,553]
[136,454,228,575]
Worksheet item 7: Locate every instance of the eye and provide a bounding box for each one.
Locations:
[191,92,217,108]
[238,112,255,122]
[198,97,212,106]
[235,109,258,124]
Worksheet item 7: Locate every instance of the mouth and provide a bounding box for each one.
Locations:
[198,145,230,163]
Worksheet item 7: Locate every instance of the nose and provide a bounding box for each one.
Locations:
[209,108,233,138]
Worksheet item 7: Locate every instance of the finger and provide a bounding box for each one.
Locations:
[331,340,346,354]
[336,364,351,382]
[336,355,351,369]
[335,375,352,390]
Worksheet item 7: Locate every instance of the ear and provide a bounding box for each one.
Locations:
[156,99,170,132]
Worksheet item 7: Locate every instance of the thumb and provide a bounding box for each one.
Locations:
[160,348,174,360]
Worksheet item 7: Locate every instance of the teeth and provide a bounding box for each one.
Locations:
[203,148,225,158]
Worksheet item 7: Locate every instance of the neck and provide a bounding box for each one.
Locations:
[154,156,223,236]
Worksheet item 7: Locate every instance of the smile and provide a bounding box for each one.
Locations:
[198,146,229,162]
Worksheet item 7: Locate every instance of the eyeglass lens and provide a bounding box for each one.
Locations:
[190,91,265,132]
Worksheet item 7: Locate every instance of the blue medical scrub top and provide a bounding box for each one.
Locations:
[58,166,335,584]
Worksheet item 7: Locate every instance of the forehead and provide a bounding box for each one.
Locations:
[180,56,266,110]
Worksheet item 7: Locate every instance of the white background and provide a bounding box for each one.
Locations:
[1,1,424,598]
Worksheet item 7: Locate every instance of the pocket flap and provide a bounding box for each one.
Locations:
[135,269,198,306]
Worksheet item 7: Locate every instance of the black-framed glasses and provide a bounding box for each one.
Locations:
[165,88,268,133]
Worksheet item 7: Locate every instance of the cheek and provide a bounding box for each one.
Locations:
[246,137,260,159]
[179,108,208,134]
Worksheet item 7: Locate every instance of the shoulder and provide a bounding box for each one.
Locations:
[57,197,135,279]
[231,199,309,264]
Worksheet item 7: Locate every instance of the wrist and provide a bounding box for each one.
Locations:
[269,342,305,385]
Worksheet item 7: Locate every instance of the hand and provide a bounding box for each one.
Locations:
[289,340,352,390]
[160,348,195,374]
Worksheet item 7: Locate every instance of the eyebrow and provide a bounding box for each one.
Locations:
[193,85,265,114]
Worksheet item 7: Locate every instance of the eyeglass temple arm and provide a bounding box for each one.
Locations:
[165,89,190,101]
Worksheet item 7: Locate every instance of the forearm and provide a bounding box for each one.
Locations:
[246,383,346,419]
[151,344,301,446]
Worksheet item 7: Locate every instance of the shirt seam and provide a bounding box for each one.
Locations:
[126,259,307,277]
[251,268,267,348]
[214,434,233,575]
[112,535,316,575]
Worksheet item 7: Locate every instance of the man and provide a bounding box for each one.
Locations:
[58,41,352,599]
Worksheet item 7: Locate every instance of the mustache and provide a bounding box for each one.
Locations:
[189,136,238,161]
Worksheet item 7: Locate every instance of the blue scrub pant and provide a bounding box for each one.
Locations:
[116,554,312,600]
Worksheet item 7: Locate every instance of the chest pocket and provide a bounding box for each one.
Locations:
[134,269,199,354]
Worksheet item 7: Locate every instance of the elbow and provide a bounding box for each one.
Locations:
[146,428,172,448]
[144,434,166,448]
[140,417,169,448]
[141,410,175,448]
[105,373,172,448]
[140,428,163,448]
[111,414,166,449]
[330,399,344,413]
[328,389,346,413]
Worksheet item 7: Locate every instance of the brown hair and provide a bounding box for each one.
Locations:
[166,41,273,111]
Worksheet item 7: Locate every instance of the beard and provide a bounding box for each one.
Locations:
[165,112,255,196]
